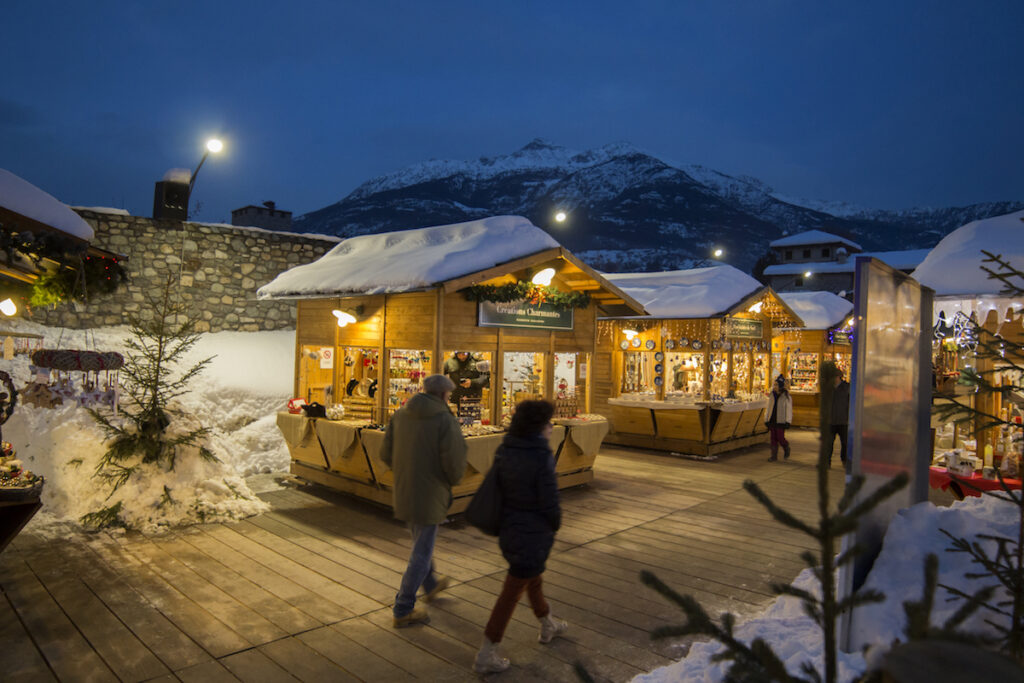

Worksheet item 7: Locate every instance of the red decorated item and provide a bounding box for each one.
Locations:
[287,398,307,414]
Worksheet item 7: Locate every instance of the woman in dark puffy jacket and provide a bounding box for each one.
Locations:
[473,400,568,674]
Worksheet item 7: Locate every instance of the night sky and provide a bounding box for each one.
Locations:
[3,1,1022,224]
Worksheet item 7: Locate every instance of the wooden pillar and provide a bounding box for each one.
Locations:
[546,331,556,400]
[433,288,443,375]
[376,296,388,423]
[496,328,505,424]
[702,320,711,400]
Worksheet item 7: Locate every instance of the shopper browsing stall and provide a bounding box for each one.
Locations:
[444,351,489,405]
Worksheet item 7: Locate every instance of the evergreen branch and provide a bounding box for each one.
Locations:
[841,472,909,524]
[742,480,818,537]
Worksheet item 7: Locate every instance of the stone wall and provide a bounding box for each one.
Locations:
[33,210,338,332]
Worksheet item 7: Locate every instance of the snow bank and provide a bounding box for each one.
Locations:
[631,495,1020,682]
[1,322,296,534]
[780,292,853,330]
[257,215,559,298]
[0,168,95,240]
[604,265,762,318]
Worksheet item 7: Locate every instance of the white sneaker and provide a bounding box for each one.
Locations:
[473,638,510,674]
[538,614,568,644]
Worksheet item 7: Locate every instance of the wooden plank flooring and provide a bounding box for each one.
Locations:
[0,431,847,682]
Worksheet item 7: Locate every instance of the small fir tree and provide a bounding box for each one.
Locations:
[86,275,217,526]
[930,250,1024,663]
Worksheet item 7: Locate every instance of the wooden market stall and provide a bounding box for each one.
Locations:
[258,216,646,512]
[773,292,855,428]
[594,265,803,456]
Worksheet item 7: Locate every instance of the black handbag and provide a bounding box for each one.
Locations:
[302,402,326,418]
[464,456,502,536]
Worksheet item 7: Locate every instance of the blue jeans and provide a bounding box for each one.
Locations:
[393,523,440,616]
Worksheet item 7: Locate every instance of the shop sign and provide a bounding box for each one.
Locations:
[829,330,852,345]
[724,317,763,339]
[478,299,574,330]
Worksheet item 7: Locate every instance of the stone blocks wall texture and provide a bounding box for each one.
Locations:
[34,210,338,332]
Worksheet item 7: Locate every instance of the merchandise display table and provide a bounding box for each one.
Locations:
[279,413,596,513]
[928,466,1022,500]
[605,398,767,456]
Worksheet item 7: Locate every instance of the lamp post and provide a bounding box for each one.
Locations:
[554,210,567,224]
[187,138,223,219]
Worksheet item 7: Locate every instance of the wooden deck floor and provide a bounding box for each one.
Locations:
[1,431,846,682]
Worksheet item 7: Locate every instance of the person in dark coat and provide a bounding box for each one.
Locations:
[474,400,568,674]
[829,372,851,467]
[443,351,489,406]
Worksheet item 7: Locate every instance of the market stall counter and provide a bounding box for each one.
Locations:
[594,265,803,456]
[259,216,641,507]
[278,411,588,513]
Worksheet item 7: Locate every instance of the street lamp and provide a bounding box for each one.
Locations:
[554,210,567,223]
[713,247,724,259]
[187,138,223,218]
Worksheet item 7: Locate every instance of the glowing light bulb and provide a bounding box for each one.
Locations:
[531,268,556,286]
[332,310,357,327]
[206,139,223,153]
[554,211,567,223]
[623,329,638,340]
[0,298,15,316]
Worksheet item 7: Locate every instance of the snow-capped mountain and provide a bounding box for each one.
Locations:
[294,140,1023,273]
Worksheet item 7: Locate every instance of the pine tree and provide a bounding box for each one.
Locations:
[641,450,908,682]
[85,275,218,526]
[930,250,1024,663]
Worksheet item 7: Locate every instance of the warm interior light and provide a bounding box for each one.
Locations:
[206,138,224,153]
[623,329,639,340]
[0,298,16,316]
[531,267,556,286]
[332,309,357,327]
[747,301,763,314]
[554,211,567,222]
[844,316,855,328]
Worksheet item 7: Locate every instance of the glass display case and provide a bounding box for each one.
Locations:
[664,352,703,399]
[833,351,852,379]
[789,352,819,392]
[620,350,657,396]
[709,352,730,400]
[387,349,432,415]
[752,353,769,395]
[340,347,380,422]
[554,352,582,398]
[502,350,545,411]
[732,353,751,396]
[771,352,784,387]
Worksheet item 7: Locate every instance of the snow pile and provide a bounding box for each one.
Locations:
[604,265,762,318]
[632,495,1019,682]
[0,168,95,240]
[1,322,295,533]
[780,292,853,330]
[912,209,1024,297]
[258,215,559,298]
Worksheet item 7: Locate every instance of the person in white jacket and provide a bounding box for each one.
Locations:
[765,375,793,461]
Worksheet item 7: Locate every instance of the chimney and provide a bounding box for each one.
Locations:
[153,168,192,220]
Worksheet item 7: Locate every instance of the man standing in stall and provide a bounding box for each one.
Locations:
[443,351,489,407]
[382,374,468,627]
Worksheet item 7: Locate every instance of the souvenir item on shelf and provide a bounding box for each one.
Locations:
[665,339,676,350]
[620,340,630,350]
[287,398,307,414]
[654,351,664,362]
[679,338,689,347]
[654,363,663,373]
[631,337,642,348]
[692,340,703,350]
[645,339,656,350]
[654,376,663,386]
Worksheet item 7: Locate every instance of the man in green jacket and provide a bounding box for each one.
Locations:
[382,373,468,627]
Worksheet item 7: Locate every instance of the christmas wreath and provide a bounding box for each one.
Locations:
[463,281,591,311]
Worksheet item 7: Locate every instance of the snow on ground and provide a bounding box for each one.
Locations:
[2,321,295,534]
[632,494,1019,682]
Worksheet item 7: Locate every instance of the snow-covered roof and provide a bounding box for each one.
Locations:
[0,169,94,241]
[769,230,861,250]
[257,215,559,298]
[71,206,130,216]
[911,209,1024,298]
[603,264,762,318]
[779,292,853,330]
[763,249,930,275]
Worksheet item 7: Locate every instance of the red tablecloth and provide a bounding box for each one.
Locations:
[929,466,1022,499]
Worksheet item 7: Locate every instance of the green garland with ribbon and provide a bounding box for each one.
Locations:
[463,281,591,311]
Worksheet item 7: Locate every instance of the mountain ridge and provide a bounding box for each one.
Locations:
[294,140,1023,273]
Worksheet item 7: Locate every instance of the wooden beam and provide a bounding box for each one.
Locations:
[440,248,563,293]
[556,248,647,315]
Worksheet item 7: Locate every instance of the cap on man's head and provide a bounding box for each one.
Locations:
[422,374,456,395]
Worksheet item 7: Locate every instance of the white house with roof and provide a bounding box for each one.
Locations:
[764,229,928,295]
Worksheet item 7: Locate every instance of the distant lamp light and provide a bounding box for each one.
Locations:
[844,316,855,328]
[206,138,224,154]
[531,268,556,286]
[0,298,16,316]
[332,309,357,327]
[623,329,639,340]
[747,301,763,314]
[713,248,724,258]
[554,210,567,223]
[804,271,812,278]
